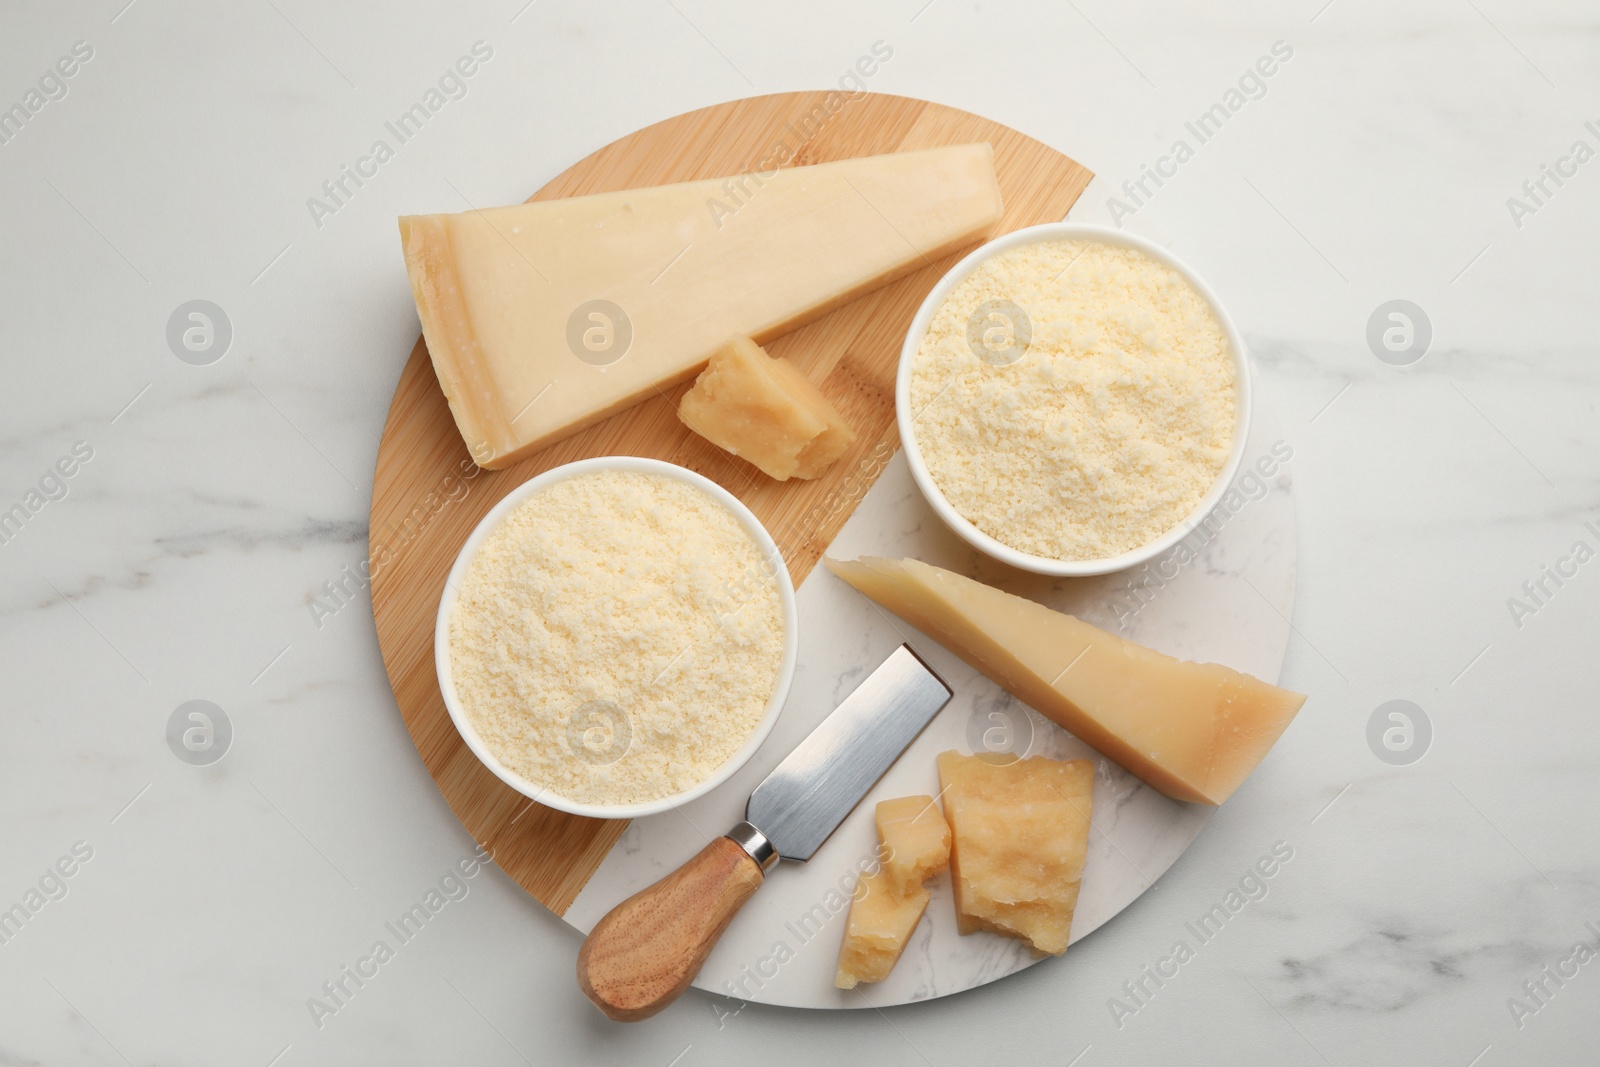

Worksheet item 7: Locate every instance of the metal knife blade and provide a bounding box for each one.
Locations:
[744,644,951,862]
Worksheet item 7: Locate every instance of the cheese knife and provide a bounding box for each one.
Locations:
[576,644,952,1020]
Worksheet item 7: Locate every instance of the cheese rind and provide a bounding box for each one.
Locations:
[677,335,857,480]
[826,556,1307,805]
[400,144,1004,468]
[937,751,1092,956]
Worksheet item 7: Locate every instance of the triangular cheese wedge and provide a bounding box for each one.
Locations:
[400,144,1004,468]
[826,556,1307,805]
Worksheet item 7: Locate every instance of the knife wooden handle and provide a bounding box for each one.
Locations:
[577,834,765,1021]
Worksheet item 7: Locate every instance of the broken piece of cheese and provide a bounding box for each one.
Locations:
[876,794,951,895]
[678,335,856,480]
[400,144,1003,468]
[937,751,1092,956]
[836,876,928,990]
[836,796,951,989]
[826,557,1307,805]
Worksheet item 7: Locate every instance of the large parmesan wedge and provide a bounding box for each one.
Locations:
[826,556,1307,805]
[400,145,1003,468]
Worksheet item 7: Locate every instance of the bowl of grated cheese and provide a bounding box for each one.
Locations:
[435,456,798,820]
[897,222,1252,577]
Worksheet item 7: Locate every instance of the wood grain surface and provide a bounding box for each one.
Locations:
[577,836,765,1021]
[369,91,1092,916]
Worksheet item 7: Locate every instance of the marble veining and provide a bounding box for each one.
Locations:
[4,3,1599,1062]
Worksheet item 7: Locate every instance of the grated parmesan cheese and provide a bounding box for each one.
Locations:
[448,469,784,805]
[910,238,1236,561]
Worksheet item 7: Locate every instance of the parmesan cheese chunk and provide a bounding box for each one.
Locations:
[678,335,857,481]
[875,794,951,896]
[937,752,1093,956]
[835,876,929,990]
[836,796,951,989]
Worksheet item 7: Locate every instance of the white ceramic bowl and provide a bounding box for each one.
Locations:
[435,456,799,820]
[897,222,1253,577]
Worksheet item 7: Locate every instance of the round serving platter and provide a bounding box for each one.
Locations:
[369,91,1297,1010]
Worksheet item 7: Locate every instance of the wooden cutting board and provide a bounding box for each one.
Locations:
[369,91,1092,916]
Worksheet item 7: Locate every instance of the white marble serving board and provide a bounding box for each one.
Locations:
[563,396,1297,1009]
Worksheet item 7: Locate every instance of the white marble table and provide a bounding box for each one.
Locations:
[1,2,1596,1064]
